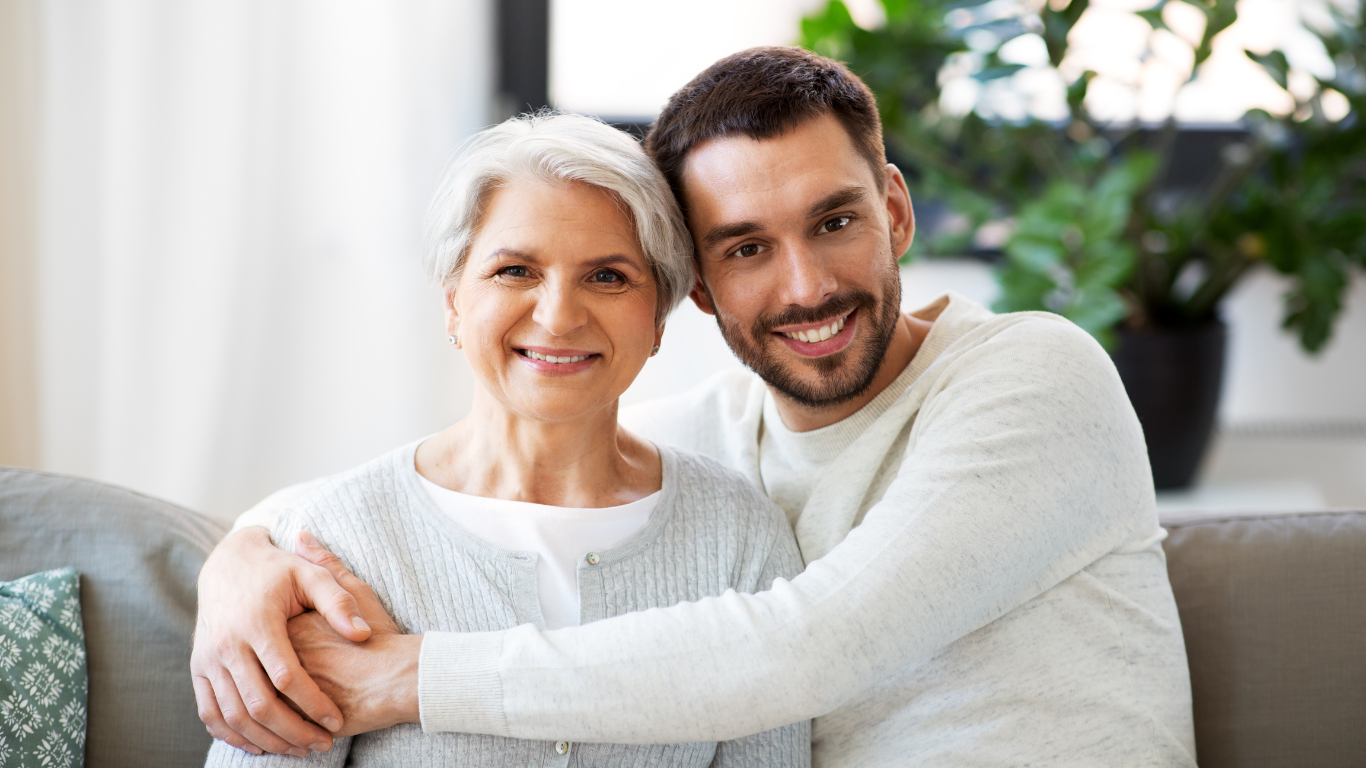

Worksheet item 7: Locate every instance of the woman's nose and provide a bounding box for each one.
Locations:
[531,282,589,336]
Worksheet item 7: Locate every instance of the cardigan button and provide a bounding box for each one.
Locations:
[555,741,570,755]
[585,552,600,566]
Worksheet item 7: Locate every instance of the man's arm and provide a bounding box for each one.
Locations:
[417,318,1153,743]
[193,490,374,754]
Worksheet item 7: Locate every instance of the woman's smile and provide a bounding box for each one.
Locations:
[448,178,662,422]
[515,346,601,375]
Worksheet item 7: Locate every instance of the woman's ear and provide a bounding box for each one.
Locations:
[443,282,462,348]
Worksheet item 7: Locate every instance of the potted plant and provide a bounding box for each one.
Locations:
[801,0,1366,488]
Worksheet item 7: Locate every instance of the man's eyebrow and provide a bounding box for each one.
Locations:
[700,221,763,251]
[806,186,869,220]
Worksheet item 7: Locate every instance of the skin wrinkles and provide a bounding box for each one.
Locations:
[429,177,663,508]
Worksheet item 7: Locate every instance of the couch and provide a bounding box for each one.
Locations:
[2,465,1364,767]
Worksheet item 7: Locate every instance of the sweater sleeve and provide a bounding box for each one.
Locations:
[419,318,1152,743]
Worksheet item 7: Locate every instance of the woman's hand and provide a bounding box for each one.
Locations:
[286,532,423,737]
[192,527,372,755]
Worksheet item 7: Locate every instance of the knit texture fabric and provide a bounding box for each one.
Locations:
[205,442,810,768]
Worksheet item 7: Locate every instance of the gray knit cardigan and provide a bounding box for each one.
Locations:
[205,440,811,768]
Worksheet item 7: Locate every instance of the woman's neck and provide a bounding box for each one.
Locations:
[415,388,660,508]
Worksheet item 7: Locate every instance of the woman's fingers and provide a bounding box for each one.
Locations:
[295,530,381,639]
[248,618,343,744]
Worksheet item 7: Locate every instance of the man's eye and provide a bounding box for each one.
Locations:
[822,216,852,233]
[731,243,765,258]
[592,269,622,283]
[499,265,529,278]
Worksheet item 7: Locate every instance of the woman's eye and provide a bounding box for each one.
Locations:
[822,216,852,233]
[591,269,622,284]
[731,243,765,258]
[499,265,529,278]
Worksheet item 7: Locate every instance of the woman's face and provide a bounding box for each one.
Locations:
[448,179,662,423]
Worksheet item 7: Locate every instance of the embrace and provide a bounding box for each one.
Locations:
[194,47,1196,767]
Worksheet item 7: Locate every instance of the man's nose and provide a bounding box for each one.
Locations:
[778,241,839,308]
[531,281,589,336]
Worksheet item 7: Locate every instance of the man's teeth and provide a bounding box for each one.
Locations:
[522,350,590,364]
[782,316,846,343]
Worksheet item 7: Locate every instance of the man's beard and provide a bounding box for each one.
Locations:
[707,258,902,409]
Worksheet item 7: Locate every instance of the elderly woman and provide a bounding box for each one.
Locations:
[203,112,809,767]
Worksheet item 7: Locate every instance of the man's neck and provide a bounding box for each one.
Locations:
[770,311,933,433]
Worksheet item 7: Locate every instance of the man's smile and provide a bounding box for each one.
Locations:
[773,309,857,357]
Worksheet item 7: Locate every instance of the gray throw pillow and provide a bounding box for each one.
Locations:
[0,567,88,768]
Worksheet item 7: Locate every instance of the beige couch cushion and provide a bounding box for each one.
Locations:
[0,467,226,768]
[1164,510,1366,768]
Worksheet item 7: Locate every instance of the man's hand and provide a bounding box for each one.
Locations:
[287,531,422,736]
[192,527,373,755]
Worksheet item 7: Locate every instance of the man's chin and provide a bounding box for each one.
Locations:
[750,343,879,409]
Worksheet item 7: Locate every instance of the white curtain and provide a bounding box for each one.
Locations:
[33,1,492,521]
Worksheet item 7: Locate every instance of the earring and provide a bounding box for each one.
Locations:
[650,345,660,357]
[447,334,458,345]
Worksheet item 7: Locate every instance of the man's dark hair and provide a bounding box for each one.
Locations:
[645,46,886,212]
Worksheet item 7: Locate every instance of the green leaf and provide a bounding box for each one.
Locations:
[973,64,1027,81]
[1136,5,1168,31]
[799,1,858,55]
[1065,287,1130,339]
[1066,70,1096,117]
[1245,49,1290,89]
[1006,237,1066,272]
[880,0,911,21]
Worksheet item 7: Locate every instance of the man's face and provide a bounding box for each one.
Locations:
[680,114,913,408]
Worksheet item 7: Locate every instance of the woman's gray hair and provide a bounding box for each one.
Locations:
[423,111,694,326]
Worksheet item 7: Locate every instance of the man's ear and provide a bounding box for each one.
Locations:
[688,272,715,316]
[442,282,462,346]
[885,164,916,260]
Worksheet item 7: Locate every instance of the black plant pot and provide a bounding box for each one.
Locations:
[1111,320,1227,490]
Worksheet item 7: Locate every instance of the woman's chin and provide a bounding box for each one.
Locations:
[499,392,619,425]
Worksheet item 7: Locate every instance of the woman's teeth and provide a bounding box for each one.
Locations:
[782,315,846,343]
[522,350,590,364]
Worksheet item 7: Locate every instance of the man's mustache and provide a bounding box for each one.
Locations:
[753,291,873,337]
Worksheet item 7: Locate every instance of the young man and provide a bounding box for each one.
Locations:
[194,47,1196,766]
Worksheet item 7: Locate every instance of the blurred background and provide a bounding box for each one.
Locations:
[1,0,1362,523]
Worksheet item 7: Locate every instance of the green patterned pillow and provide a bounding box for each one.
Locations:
[0,567,88,768]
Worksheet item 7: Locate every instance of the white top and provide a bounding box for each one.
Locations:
[415,473,657,630]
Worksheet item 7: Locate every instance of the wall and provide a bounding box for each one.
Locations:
[31,1,492,521]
